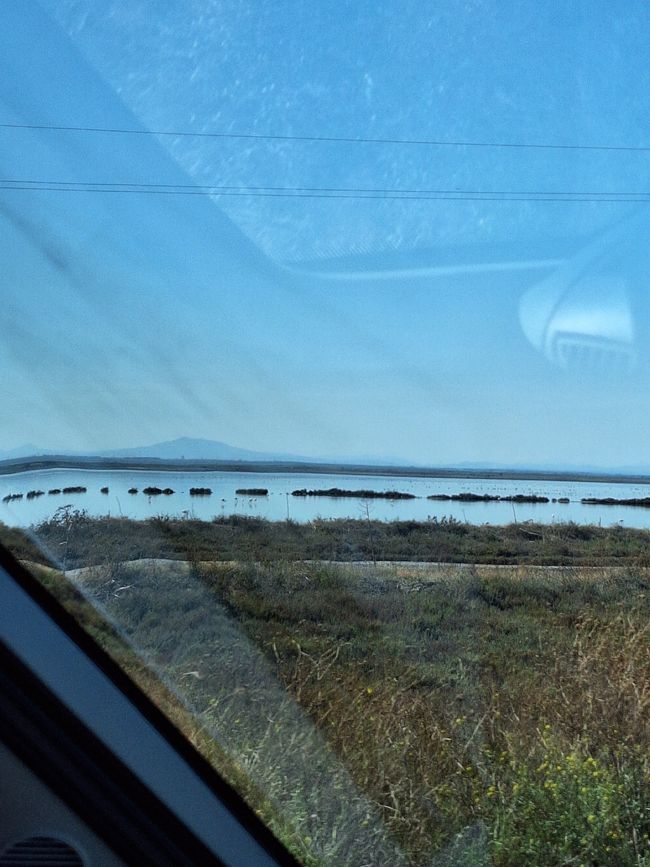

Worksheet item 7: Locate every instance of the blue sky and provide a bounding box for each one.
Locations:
[2,1,650,467]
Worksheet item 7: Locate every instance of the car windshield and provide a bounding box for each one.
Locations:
[4,2,650,865]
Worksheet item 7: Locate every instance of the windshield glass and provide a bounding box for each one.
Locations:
[4,2,650,865]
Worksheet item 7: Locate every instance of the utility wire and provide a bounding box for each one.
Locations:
[3,178,650,198]
[2,121,650,153]
[1,182,649,203]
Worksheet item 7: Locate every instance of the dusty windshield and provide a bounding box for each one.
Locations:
[3,2,650,865]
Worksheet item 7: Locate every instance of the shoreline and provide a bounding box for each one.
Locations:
[2,454,650,486]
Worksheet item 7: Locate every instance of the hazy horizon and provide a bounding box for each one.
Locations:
[3,435,650,476]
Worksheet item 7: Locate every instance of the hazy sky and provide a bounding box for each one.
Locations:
[3,1,650,466]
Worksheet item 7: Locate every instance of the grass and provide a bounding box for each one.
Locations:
[5,514,650,864]
[10,511,650,568]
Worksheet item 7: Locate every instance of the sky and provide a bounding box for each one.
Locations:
[3,1,650,467]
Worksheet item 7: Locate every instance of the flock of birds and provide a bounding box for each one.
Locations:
[2,484,270,508]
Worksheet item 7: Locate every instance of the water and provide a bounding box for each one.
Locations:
[3,467,650,528]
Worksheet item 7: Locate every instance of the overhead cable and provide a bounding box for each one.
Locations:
[2,121,650,153]
[1,179,650,203]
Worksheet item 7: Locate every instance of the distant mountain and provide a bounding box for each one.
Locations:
[4,438,650,476]
[99,436,307,463]
[0,443,56,460]
[0,437,408,466]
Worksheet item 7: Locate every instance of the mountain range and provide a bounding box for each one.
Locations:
[2,438,650,477]
[0,437,308,464]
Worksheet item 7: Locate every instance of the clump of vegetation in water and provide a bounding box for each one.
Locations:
[49,488,61,495]
[128,488,138,494]
[2,493,23,502]
[292,487,416,500]
[142,486,175,496]
[100,486,109,494]
[236,488,268,496]
[428,492,550,503]
[62,486,86,494]
[190,487,212,496]
[582,495,650,507]
[26,490,44,499]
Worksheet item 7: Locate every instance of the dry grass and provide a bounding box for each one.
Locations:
[15,538,650,865]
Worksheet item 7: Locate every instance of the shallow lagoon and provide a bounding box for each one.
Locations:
[4,467,650,528]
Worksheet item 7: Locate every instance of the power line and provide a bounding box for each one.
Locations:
[2,121,650,153]
[4,178,650,198]
[1,181,648,203]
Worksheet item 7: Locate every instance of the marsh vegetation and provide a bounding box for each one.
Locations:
[582,496,650,507]
[2,493,23,502]
[6,512,650,865]
[429,493,550,504]
[292,488,416,500]
[12,513,650,570]
[14,529,650,867]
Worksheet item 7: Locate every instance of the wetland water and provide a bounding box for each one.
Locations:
[4,467,650,528]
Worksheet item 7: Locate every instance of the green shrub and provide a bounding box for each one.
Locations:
[487,734,650,866]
